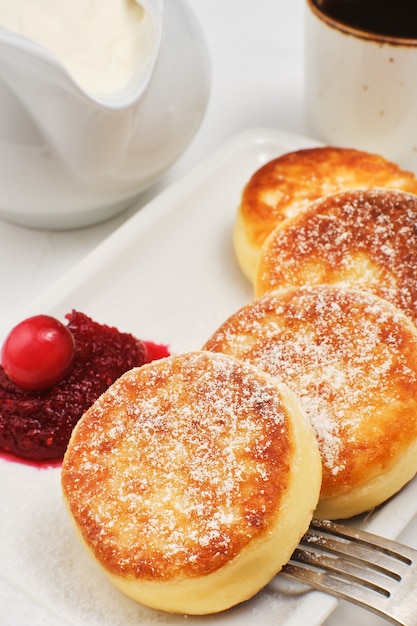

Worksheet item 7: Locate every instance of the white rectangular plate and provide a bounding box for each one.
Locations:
[2,127,417,626]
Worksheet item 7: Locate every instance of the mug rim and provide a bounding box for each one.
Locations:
[306,0,417,47]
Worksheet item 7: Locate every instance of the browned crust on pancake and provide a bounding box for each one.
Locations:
[256,188,417,326]
[61,352,296,581]
[239,147,417,252]
[203,287,417,508]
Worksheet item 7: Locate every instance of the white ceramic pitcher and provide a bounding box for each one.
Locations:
[0,0,210,229]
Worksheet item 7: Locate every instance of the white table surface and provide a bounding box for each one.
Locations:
[1,1,416,624]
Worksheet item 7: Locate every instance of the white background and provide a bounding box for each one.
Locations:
[0,0,305,319]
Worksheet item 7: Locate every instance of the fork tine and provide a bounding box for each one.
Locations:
[309,519,416,564]
[282,558,394,618]
[280,519,417,626]
[290,545,393,596]
[303,520,411,579]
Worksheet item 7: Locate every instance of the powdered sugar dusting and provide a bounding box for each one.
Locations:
[243,147,417,249]
[204,286,417,487]
[62,352,293,580]
[258,189,417,325]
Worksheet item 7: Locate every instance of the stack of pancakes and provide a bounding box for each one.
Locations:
[62,146,417,616]
[228,146,417,519]
[234,146,417,283]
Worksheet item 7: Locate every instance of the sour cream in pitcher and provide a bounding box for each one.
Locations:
[0,0,155,96]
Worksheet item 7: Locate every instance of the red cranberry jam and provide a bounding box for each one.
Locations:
[0,310,169,463]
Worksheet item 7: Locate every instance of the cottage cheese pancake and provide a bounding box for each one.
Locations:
[256,188,417,327]
[203,286,417,520]
[61,351,321,614]
[234,147,417,283]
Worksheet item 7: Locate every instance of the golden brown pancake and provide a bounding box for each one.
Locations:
[255,188,417,327]
[61,351,321,614]
[203,286,417,520]
[234,147,417,282]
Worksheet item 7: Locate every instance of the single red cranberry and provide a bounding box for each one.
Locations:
[1,314,75,390]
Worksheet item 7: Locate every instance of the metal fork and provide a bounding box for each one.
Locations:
[280,518,417,626]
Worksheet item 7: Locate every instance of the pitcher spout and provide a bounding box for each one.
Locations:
[0,0,210,229]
